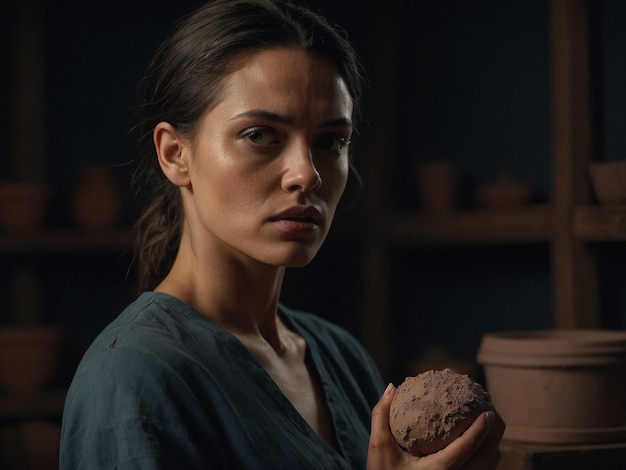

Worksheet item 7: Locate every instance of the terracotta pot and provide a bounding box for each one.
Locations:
[589,160,626,204]
[0,182,51,233]
[0,326,63,394]
[72,166,122,230]
[415,161,460,213]
[477,329,626,445]
[474,183,534,208]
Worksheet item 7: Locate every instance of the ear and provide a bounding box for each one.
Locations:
[154,122,191,187]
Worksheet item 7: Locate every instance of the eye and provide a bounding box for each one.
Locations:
[313,134,351,154]
[242,127,282,147]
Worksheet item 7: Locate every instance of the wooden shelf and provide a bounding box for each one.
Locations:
[0,229,133,255]
[574,205,626,241]
[498,440,626,470]
[368,204,626,247]
[0,390,66,421]
[374,205,553,245]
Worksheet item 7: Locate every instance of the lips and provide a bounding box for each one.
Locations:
[271,206,323,226]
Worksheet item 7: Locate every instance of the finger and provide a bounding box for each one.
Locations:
[369,383,396,449]
[367,383,402,470]
[434,411,494,469]
[462,412,505,470]
[486,447,503,470]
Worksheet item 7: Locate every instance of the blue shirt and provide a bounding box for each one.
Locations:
[60,292,384,469]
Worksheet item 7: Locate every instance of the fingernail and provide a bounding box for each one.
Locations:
[384,383,394,395]
[485,411,494,425]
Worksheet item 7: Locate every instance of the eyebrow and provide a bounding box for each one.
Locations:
[231,110,353,128]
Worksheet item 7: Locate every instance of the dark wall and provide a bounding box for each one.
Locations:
[0,0,374,347]
[43,0,205,202]
[394,0,551,210]
[0,5,12,181]
[385,0,626,377]
[1,1,625,377]
[595,0,626,332]
[389,0,552,373]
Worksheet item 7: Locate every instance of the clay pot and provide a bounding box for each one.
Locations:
[474,182,534,208]
[0,182,51,233]
[72,166,122,230]
[415,161,460,213]
[589,160,626,204]
[477,329,626,445]
[0,326,64,394]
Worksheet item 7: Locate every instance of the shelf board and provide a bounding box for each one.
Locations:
[0,389,66,421]
[499,439,626,470]
[574,205,626,241]
[0,229,133,255]
[1,207,623,254]
[374,205,553,244]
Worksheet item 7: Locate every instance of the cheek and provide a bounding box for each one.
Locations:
[322,159,350,203]
[205,163,276,216]
[189,143,253,201]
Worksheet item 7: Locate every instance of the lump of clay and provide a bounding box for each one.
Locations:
[389,369,493,456]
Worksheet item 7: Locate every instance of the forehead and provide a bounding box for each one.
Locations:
[214,47,353,121]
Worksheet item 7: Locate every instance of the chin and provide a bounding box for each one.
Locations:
[283,257,316,268]
[265,244,321,268]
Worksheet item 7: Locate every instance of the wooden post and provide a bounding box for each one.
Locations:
[10,0,46,324]
[550,0,600,328]
[12,0,46,182]
[357,0,405,380]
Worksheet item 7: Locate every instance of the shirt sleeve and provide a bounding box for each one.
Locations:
[60,346,231,470]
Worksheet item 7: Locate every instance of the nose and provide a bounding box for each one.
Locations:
[281,142,322,193]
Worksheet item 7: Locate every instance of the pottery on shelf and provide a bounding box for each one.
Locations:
[477,329,626,445]
[0,182,51,233]
[72,165,123,230]
[474,182,534,208]
[0,326,64,394]
[589,160,626,204]
[415,161,461,213]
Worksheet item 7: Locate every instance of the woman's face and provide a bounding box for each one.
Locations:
[178,47,353,267]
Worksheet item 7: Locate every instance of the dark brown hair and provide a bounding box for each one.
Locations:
[133,0,364,292]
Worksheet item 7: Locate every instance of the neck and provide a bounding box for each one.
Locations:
[155,231,286,346]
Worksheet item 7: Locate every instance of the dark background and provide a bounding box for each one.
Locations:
[1,0,625,384]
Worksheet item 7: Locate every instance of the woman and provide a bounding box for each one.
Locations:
[60,0,503,468]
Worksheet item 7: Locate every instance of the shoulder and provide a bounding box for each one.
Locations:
[61,293,229,468]
[61,341,224,468]
[75,292,223,373]
[66,292,230,418]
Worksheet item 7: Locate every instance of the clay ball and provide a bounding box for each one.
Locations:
[389,369,493,456]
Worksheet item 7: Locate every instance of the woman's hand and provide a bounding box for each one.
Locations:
[367,383,505,470]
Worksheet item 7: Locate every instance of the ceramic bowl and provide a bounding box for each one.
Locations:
[0,326,64,394]
[477,329,626,445]
[415,161,461,213]
[474,183,534,208]
[0,182,51,233]
[72,166,122,230]
[590,160,626,204]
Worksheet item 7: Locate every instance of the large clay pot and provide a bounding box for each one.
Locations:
[477,329,626,445]
[589,160,626,204]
